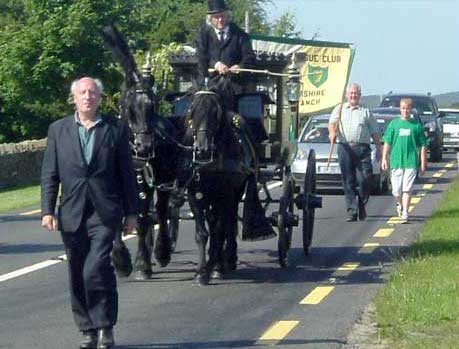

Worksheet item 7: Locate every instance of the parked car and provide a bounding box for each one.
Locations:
[379,93,443,161]
[439,108,459,151]
[292,114,389,194]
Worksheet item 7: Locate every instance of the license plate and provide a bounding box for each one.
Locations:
[318,165,340,174]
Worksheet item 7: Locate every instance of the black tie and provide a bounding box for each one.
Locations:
[218,31,224,42]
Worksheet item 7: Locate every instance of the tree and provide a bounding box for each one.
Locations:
[0,0,298,142]
[270,11,301,38]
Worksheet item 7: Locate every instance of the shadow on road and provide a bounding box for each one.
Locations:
[115,338,346,348]
[0,242,63,254]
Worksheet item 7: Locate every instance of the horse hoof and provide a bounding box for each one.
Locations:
[132,270,152,281]
[115,269,131,278]
[210,270,223,280]
[193,273,209,286]
[279,258,289,268]
[156,257,171,268]
[225,262,237,272]
[154,246,171,268]
[111,248,133,277]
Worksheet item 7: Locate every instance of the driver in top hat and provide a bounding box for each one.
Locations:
[195,0,256,93]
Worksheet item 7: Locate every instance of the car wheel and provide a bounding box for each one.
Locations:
[381,176,389,194]
[429,143,443,162]
[372,174,382,195]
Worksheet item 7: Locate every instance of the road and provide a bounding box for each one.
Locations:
[0,153,456,349]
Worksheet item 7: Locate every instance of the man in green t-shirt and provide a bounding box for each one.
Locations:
[382,98,428,223]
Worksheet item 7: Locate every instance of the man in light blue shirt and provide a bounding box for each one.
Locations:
[329,83,382,222]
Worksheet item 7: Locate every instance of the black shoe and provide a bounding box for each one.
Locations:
[97,328,114,349]
[346,214,357,222]
[80,330,97,349]
[358,197,367,221]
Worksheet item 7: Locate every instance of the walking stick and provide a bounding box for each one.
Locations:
[327,102,344,169]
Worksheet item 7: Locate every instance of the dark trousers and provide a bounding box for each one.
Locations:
[61,202,118,331]
[337,143,373,216]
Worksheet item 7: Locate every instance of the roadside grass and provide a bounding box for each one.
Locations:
[375,180,459,349]
[0,183,40,213]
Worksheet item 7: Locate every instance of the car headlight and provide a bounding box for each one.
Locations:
[295,148,309,160]
[424,121,436,132]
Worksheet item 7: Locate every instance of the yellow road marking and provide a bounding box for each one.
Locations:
[20,209,41,216]
[374,228,394,238]
[358,242,380,253]
[411,197,421,204]
[445,163,454,168]
[433,172,443,178]
[388,216,402,224]
[300,286,335,305]
[337,262,360,271]
[409,205,415,212]
[439,169,447,173]
[423,184,434,190]
[259,321,299,340]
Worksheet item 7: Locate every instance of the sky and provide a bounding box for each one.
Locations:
[265,0,459,96]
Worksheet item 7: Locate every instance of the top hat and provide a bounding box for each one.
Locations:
[207,0,228,14]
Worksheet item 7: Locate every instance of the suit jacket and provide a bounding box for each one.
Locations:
[41,114,138,232]
[195,22,255,87]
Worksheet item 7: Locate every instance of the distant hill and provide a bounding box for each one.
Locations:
[434,92,459,108]
[362,91,459,109]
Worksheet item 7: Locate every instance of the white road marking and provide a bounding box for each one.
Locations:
[0,231,140,283]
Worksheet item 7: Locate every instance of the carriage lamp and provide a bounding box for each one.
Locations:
[286,54,300,103]
[287,70,300,103]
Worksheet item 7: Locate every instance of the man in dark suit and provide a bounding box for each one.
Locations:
[41,77,138,349]
[195,0,256,92]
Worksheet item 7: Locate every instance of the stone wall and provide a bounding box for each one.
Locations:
[0,139,47,189]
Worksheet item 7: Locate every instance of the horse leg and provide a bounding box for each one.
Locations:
[132,215,154,280]
[207,206,225,280]
[132,180,154,280]
[224,178,245,272]
[154,190,172,267]
[111,225,133,277]
[189,193,210,285]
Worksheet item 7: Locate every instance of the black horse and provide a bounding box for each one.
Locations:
[179,75,271,285]
[102,24,178,280]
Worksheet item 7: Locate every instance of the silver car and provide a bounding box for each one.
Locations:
[439,108,459,151]
[292,114,389,194]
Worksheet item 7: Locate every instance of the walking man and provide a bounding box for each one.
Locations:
[329,83,382,222]
[382,98,428,223]
[41,77,138,349]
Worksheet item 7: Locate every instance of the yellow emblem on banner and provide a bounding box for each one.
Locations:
[298,46,354,114]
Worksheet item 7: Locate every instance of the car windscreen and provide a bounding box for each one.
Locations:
[300,119,330,143]
[380,96,434,114]
[443,112,459,124]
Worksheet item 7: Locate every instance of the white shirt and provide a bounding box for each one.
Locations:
[213,26,229,41]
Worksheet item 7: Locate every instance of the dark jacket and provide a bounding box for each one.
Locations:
[195,22,255,88]
[41,114,138,232]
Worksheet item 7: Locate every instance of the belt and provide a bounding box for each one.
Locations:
[347,142,369,147]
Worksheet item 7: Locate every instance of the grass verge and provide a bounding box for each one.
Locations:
[0,183,40,213]
[375,180,459,349]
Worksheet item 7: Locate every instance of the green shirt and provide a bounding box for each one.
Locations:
[383,117,428,169]
[75,114,103,164]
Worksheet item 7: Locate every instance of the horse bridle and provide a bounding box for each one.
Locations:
[189,90,223,166]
